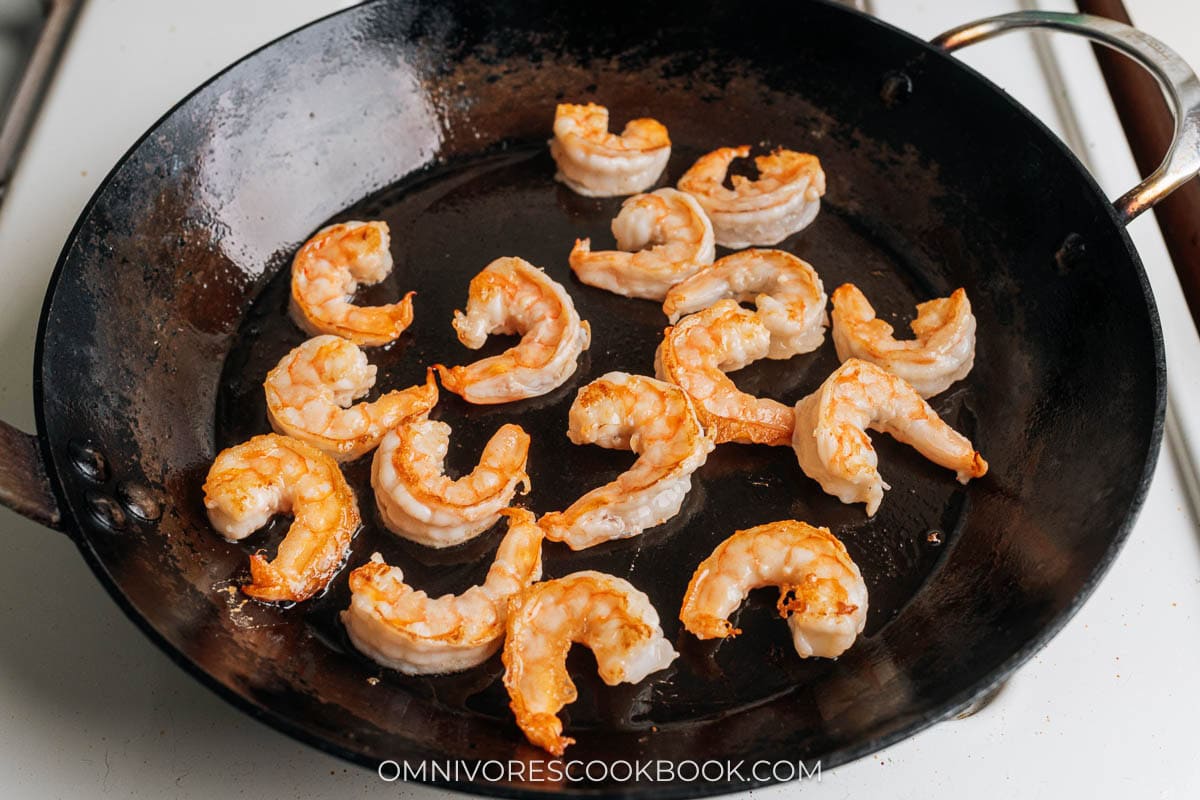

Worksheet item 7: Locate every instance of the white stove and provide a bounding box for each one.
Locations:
[0,1,1196,797]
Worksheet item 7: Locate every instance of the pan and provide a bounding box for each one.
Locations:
[1,1,1190,795]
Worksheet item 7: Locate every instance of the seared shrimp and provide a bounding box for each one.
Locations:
[677,146,825,249]
[435,257,590,404]
[203,433,360,602]
[680,520,867,659]
[290,221,414,347]
[539,372,713,550]
[503,571,678,755]
[342,508,543,674]
[655,299,795,446]
[550,102,671,197]
[792,359,988,515]
[831,284,976,397]
[663,249,828,359]
[265,336,438,461]
[373,401,531,548]
[569,188,716,301]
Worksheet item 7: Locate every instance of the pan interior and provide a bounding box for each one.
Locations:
[216,142,968,727]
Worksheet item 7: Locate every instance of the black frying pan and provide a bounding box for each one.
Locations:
[0,1,1190,796]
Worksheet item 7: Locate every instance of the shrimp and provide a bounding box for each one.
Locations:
[372,401,531,549]
[792,359,988,515]
[502,571,678,755]
[569,188,716,301]
[342,508,543,674]
[549,102,671,197]
[540,372,713,550]
[677,146,825,249]
[203,433,360,602]
[680,520,868,659]
[663,248,828,359]
[655,299,795,446]
[265,336,438,461]
[290,220,414,347]
[435,257,591,404]
[831,283,976,397]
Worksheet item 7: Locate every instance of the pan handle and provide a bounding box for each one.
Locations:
[931,10,1200,225]
[0,420,62,531]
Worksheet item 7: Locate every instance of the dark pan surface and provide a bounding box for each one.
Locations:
[33,0,1163,796]
[216,144,964,725]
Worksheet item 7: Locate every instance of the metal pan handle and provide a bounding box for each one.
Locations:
[0,420,61,531]
[932,10,1200,225]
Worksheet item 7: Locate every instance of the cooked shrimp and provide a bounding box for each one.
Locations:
[677,146,825,249]
[680,520,867,659]
[502,571,678,755]
[831,284,976,397]
[569,188,716,301]
[549,102,671,197]
[342,508,543,674]
[435,257,590,404]
[265,336,438,461]
[792,359,987,515]
[290,221,414,347]
[372,404,531,548]
[663,249,828,359]
[655,299,795,446]
[203,433,360,602]
[540,372,713,550]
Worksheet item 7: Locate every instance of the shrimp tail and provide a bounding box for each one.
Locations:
[375,366,438,427]
[569,238,592,267]
[432,363,464,396]
[390,290,416,325]
[244,554,296,602]
[959,451,989,483]
[524,715,574,757]
[498,506,533,524]
[413,366,439,403]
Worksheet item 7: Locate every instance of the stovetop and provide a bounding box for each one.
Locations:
[0,1,1195,797]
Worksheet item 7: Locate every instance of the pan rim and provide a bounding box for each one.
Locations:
[29,0,1168,796]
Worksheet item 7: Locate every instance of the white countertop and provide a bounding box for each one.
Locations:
[0,1,1197,797]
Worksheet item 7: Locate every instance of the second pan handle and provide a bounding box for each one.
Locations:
[0,420,61,531]
[932,10,1200,226]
